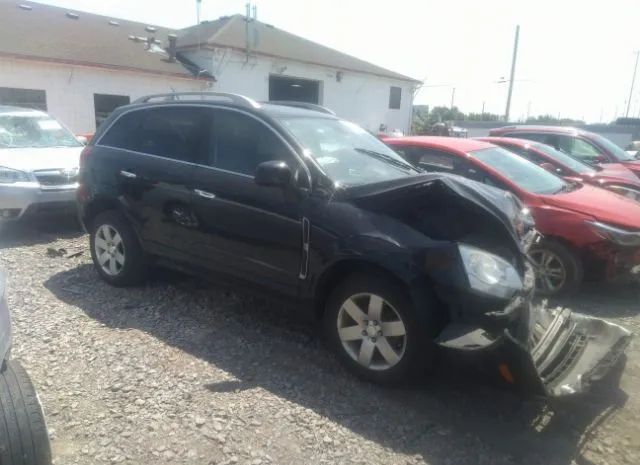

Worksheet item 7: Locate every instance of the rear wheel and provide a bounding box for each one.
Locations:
[0,360,52,465]
[90,211,147,286]
[323,273,434,385]
[529,240,583,295]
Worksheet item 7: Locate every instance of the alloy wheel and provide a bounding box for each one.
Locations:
[530,248,567,293]
[94,224,126,276]
[336,293,407,371]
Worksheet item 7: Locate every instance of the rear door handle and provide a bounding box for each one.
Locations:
[120,170,138,179]
[194,189,216,199]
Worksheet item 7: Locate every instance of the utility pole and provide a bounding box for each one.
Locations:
[196,0,202,49]
[504,25,520,122]
[481,101,485,116]
[626,50,640,117]
[450,87,456,109]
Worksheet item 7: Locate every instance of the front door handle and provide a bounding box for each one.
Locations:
[120,170,138,179]
[194,189,216,199]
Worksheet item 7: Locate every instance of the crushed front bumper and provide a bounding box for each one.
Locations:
[0,183,77,220]
[500,304,632,396]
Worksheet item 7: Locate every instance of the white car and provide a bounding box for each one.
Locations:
[0,106,83,221]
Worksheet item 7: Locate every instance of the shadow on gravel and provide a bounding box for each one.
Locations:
[0,215,83,250]
[45,264,630,465]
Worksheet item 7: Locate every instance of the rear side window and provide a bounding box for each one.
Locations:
[208,110,291,176]
[99,106,210,164]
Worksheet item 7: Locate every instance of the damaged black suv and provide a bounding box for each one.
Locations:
[77,93,630,396]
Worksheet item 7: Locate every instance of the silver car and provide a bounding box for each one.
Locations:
[0,106,83,221]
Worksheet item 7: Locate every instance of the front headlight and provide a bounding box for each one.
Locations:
[587,221,640,246]
[0,166,30,184]
[606,185,640,202]
[459,244,523,298]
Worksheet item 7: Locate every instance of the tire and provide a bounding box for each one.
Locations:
[323,272,435,385]
[90,210,147,286]
[529,239,583,296]
[0,360,52,465]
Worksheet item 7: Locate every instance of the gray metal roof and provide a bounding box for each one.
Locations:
[178,15,420,83]
[0,1,198,78]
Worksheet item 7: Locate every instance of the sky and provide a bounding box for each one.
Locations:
[34,0,640,123]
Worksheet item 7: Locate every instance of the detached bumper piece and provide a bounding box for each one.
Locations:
[501,305,633,397]
[526,306,632,396]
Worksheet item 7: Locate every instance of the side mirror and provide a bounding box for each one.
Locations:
[594,154,608,164]
[255,160,291,187]
[539,162,556,173]
[76,135,88,145]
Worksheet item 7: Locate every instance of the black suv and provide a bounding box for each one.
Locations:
[78,93,630,395]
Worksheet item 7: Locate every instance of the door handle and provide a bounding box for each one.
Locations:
[119,170,138,179]
[194,189,216,199]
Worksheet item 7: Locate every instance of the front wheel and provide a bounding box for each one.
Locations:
[323,273,434,385]
[529,240,583,296]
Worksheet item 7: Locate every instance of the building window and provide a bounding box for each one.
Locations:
[0,87,47,111]
[389,86,402,109]
[94,94,130,129]
[269,75,320,104]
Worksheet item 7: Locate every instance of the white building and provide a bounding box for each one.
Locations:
[0,1,210,135]
[177,15,420,134]
[0,2,420,135]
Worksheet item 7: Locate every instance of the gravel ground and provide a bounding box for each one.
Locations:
[1,218,640,465]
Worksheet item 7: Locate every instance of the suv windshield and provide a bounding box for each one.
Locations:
[471,146,568,195]
[533,143,596,175]
[0,113,81,149]
[279,116,417,186]
[591,133,636,161]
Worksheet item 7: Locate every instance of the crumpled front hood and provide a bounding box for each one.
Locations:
[541,184,640,229]
[0,146,82,172]
[341,173,525,255]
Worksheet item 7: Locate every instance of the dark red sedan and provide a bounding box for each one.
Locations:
[386,136,640,295]
[477,136,640,202]
[489,125,640,178]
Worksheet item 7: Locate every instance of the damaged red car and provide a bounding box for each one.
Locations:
[386,136,640,295]
[477,136,640,202]
[489,125,640,178]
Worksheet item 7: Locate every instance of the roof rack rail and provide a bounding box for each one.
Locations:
[267,100,336,115]
[133,92,261,109]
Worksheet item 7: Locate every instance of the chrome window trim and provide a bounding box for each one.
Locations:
[94,103,312,187]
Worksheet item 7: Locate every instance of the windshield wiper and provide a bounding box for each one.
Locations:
[354,148,416,171]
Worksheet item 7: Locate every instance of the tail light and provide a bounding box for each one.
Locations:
[79,145,93,169]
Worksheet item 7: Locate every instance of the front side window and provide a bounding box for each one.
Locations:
[209,110,294,176]
[279,116,417,186]
[590,133,636,161]
[471,146,567,195]
[556,135,602,162]
[532,142,596,175]
[0,112,81,148]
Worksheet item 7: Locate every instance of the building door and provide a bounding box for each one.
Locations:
[269,75,320,104]
[94,94,130,129]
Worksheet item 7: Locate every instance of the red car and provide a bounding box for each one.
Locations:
[386,136,640,295]
[489,125,640,177]
[477,137,640,202]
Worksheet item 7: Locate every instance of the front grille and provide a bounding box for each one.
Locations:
[34,169,78,187]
